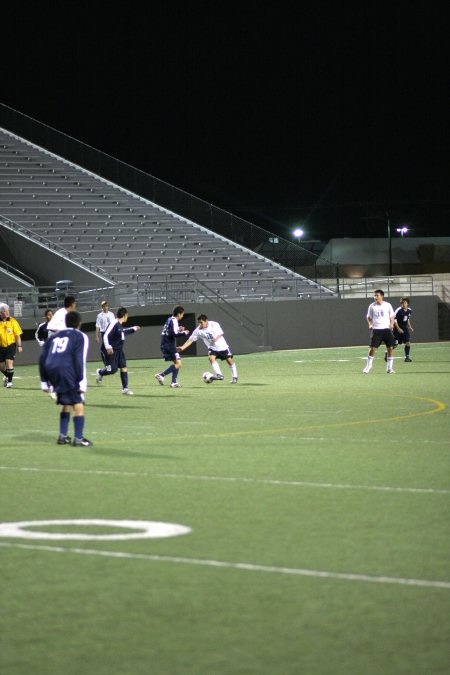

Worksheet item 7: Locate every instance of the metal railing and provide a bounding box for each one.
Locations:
[0,215,111,280]
[335,276,434,299]
[0,103,339,285]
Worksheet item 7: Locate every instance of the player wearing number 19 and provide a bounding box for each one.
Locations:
[39,311,92,446]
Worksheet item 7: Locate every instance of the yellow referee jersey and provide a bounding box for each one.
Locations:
[0,317,23,347]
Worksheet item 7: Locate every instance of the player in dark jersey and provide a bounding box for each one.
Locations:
[39,311,92,446]
[393,297,414,361]
[384,297,414,363]
[154,305,189,388]
[95,307,140,395]
[35,309,54,346]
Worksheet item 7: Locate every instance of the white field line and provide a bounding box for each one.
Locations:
[0,465,449,495]
[0,541,448,590]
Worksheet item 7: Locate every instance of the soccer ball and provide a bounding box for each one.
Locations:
[202,371,215,384]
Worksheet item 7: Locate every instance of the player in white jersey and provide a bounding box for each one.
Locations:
[179,314,238,383]
[47,296,77,336]
[95,300,115,365]
[363,289,396,374]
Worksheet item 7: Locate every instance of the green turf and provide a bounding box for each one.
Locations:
[1,343,449,674]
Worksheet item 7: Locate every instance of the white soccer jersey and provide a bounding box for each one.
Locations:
[46,307,68,333]
[96,310,115,332]
[190,321,229,351]
[367,301,395,329]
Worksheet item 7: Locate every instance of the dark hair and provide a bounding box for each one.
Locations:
[116,307,128,319]
[44,309,53,319]
[65,310,82,328]
[374,289,384,297]
[197,314,208,321]
[401,297,410,304]
[64,295,76,308]
[173,305,185,316]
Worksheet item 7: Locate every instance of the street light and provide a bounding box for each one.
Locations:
[292,227,304,244]
[396,227,408,237]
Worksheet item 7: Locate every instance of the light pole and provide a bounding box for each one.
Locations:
[386,212,392,276]
[292,228,304,275]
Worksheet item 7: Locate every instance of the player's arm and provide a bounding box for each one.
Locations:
[39,339,50,390]
[103,321,115,354]
[14,320,23,352]
[35,323,45,347]
[77,333,89,393]
[95,322,101,342]
[179,338,194,352]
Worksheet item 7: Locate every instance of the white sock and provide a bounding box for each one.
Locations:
[367,355,374,366]
[211,362,222,376]
[387,357,394,370]
[230,363,237,377]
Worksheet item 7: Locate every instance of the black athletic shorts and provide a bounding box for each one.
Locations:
[370,328,396,349]
[0,344,17,361]
[393,328,410,345]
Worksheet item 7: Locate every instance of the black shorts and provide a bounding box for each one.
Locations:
[370,328,396,349]
[208,348,233,361]
[56,390,85,405]
[0,344,17,361]
[105,348,127,373]
[161,347,180,362]
[393,329,410,345]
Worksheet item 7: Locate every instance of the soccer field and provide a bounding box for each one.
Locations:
[1,343,449,675]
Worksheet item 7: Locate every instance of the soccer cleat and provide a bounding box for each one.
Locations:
[404,357,412,362]
[5,382,12,388]
[57,434,72,445]
[155,373,165,385]
[386,369,395,374]
[73,437,93,447]
[122,388,134,395]
[214,374,224,381]
[170,382,181,388]
[363,365,372,374]
[95,368,103,384]
[230,377,238,384]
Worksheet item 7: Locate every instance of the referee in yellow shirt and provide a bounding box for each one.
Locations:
[0,303,23,388]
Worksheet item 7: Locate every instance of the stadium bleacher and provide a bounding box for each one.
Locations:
[0,127,335,305]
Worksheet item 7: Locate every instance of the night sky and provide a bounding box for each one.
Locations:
[3,2,449,241]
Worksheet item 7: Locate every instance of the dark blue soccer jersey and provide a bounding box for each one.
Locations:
[395,306,412,327]
[103,320,136,351]
[39,328,89,393]
[160,316,181,350]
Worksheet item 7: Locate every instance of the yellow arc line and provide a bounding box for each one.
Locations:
[103,394,446,443]
[197,394,446,439]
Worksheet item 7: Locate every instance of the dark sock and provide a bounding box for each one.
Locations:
[74,416,84,439]
[60,412,70,436]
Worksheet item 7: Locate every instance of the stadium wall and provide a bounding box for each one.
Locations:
[17,296,440,366]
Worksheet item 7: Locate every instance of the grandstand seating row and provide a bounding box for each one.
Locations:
[0,128,334,301]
